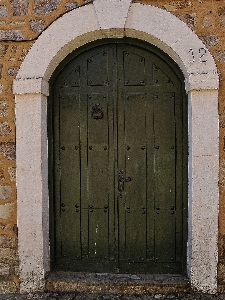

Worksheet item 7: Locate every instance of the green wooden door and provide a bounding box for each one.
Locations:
[50,41,187,274]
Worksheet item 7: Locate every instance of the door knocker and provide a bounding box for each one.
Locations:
[91,104,104,120]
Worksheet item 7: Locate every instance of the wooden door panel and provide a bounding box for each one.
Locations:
[155,211,176,263]
[86,94,110,209]
[59,94,81,260]
[123,51,145,86]
[87,51,109,86]
[125,208,147,262]
[62,66,81,87]
[88,209,109,260]
[124,93,146,209]
[121,93,147,263]
[153,92,176,264]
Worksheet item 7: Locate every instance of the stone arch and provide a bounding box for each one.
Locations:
[13,0,219,294]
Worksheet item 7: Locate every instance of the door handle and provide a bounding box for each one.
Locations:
[118,170,131,198]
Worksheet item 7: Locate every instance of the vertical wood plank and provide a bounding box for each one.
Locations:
[60,94,81,260]
[154,92,176,263]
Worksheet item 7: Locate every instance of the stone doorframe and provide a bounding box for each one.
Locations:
[13,0,219,294]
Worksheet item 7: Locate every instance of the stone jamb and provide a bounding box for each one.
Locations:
[13,0,219,294]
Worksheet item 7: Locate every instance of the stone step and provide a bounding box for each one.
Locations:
[45,272,190,295]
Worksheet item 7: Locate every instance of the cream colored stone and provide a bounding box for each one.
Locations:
[192,156,218,218]
[190,90,218,156]
[126,4,191,46]
[0,203,14,219]
[13,78,49,96]
[190,219,218,293]
[171,32,218,82]
[187,73,219,91]
[94,0,131,29]
[188,93,219,293]
[16,93,49,293]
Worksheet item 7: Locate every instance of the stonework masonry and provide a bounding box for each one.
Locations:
[0,0,224,294]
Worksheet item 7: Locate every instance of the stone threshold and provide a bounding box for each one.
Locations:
[45,272,190,295]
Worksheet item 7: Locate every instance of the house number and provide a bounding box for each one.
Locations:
[189,48,207,63]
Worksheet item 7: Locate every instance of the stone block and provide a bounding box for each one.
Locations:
[10,0,28,16]
[65,2,78,11]
[34,0,60,14]
[177,13,197,29]
[30,19,45,34]
[163,2,192,11]
[202,17,211,28]
[200,34,219,49]
[0,169,4,181]
[218,6,225,26]
[0,122,11,136]
[126,3,191,51]
[0,281,18,293]
[191,156,218,219]
[0,235,13,248]
[18,48,29,62]
[187,73,219,91]
[0,263,9,276]
[93,0,131,29]
[213,51,225,62]
[190,90,218,157]
[0,248,17,263]
[0,203,14,219]
[219,234,225,258]
[7,67,19,77]
[8,167,16,182]
[219,15,225,27]
[0,186,12,200]
[13,78,49,96]
[0,30,23,41]
[0,6,7,17]
[172,32,218,77]
[220,160,225,187]
[0,45,8,57]
[0,142,15,160]
[190,216,218,292]
[0,64,3,79]
[218,262,225,284]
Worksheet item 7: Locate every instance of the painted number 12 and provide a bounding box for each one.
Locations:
[189,48,207,63]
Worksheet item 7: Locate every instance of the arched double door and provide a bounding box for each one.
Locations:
[49,40,187,274]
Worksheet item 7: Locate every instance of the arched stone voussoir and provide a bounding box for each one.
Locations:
[93,0,132,29]
[125,3,219,91]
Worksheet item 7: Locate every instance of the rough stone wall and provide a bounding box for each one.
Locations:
[0,0,224,293]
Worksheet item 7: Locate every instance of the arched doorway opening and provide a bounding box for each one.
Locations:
[49,39,188,274]
[13,1,219,293]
